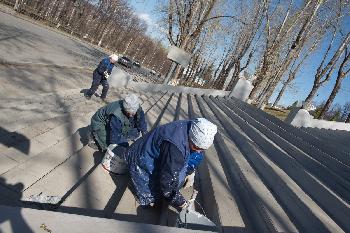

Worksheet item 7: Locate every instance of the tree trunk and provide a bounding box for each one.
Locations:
[226,65,240,91]
[249,68,268,100]
[318,77,343,119]
[67,7,76,27]
[346,112,350,123]
[273,82,288,107]
[318,48,349,118]
[54,1,66,22]
[216,66,231,89]
[225,60,239,90]
[302,83,319,109]
[44,0,58,18]
[263,75,283,104]
[14,0,21,11]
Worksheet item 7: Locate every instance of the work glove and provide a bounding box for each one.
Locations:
[183,172,195,189]
[179,201,189,210]
[178,190,198,212]
[103,71,109,79]
[106,144,117,156]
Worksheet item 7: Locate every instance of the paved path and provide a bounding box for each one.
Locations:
[0,10,106,67]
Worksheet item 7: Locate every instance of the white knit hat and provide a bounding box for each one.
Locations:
[189,118,217,149]
[123,94,140,114]
[109,54,119,62]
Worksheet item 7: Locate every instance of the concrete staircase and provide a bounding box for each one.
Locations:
[300,127,350,155]
[0,87,349,233]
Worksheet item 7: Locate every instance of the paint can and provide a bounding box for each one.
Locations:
[102,145,128,174]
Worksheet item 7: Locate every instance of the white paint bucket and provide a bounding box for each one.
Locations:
[102,145,128,174]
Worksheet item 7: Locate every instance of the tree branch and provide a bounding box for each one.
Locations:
[200,15,247,26]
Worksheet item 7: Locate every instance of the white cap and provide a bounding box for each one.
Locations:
[109,54,119,62]
[189,118,217,150]
[123,94,140,114]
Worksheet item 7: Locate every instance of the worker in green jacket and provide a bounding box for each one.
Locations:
[88,94,147,151]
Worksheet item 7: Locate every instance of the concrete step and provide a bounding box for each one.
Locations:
[4,87,349,232]
[216,97,350,204]
[0,113,92,176]
[0,87,125,134]
[0,88,81,108]
[187,95,248,233]
[0,92,123,175]
[139,91,167,113]
[145,92,173,130]
[158,93,179,126]
[178,93,189,120]
[0,205,209,233]
[21,146,104,204]
[196,95,295,233]
[206,96,348,232]
[150,92,174,129]
[0,91,85,132]
[0,112,93,192]
[0,88,129,192]
[0,111,84,157]
[231,97,350,162]
[302,127,350,154]
[0,87,129,151]
[226,97,350,173]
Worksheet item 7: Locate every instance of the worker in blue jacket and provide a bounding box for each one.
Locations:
[123,118,217,210]
[85,54,119,100]
[88,94,147,152]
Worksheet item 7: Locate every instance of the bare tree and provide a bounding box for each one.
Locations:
[340,102,350,121]
[272,35,322,107]
[251,0,328,108]
[159,0,248,84]
[318,46,350,119]
[302,31,350,109]
[214,0,265,91]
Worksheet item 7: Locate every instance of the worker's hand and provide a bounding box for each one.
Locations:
[103,71,109,79]
[178,201,189,211]
[106,144,117,156]
[183,172,195,189]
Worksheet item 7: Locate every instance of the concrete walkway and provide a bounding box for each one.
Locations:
[0,205,209,233]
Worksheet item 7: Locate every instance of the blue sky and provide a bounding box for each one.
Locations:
[130,1,350,108]
[130,0,164,39]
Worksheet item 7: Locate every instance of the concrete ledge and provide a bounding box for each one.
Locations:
[290,109,350,131]
[0,205,212,233]
[109,66,229,97]
[129,82,230,97]
[0,60,94,71]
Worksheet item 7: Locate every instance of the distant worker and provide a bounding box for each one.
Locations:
[122,118,217,210]
[88,94,147,152]
[85,54,119,100]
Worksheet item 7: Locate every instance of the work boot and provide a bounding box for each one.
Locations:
[84,93,92,100]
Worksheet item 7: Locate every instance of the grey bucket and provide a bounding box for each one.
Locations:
[176,209,217,232]
[176,190,217,232]
[102,146,128,174]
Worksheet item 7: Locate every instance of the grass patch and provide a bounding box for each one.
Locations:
[263,107,290,121]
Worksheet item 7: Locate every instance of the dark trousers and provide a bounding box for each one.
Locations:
[87,70,109,98]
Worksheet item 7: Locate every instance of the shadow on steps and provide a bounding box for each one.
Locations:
[0,127,30,155]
